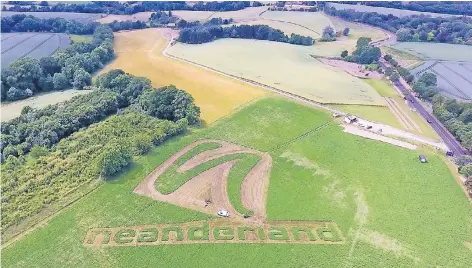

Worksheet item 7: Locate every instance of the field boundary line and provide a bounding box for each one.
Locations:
[260,17,321,35]
[1,33,41,55]
[268,120,333,151]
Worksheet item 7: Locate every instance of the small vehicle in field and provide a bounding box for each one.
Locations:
[217,209,230,217]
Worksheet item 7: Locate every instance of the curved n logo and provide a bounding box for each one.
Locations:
[134,139,272,223]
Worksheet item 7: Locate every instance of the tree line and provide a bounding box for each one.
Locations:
[2,1,257,15]
[325,7,472,45]
[1,24,114,101]
[362,1,472,16]
[178,24,314,46]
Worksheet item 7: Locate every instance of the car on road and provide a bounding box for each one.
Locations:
[217,209,230,217]
[410,98,415,103]
[427,118,433,123]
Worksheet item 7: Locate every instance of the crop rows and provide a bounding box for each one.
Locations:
[1,33,71,69]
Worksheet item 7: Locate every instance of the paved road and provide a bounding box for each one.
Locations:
[393,81,468,156]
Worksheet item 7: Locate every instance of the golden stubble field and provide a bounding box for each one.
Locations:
[99,28,266,124]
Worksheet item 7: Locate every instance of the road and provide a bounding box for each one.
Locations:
[393,81,468,156]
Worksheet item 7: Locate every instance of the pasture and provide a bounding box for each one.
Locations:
[0,11,103,23]
[1,32,70,69]
[260,11,334,36]
[325,2,466,18]
[208,6,268,22]
[96,12,154,23]
[2,97,471,268]
[167,38,385,106]
[172,10,215,21]
[99,28,266,124]
[0,89,91,122]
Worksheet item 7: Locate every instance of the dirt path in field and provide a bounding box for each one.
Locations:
[134,139,272,223]
[319,58,383,79]
[344,125,417,150]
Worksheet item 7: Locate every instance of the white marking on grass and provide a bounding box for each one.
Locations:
[280,151,329,176]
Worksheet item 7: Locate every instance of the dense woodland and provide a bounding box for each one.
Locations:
[2,1,259,14]
[1,69,201,232]
[178,24,314,46]
[1,23,114,101]
[325,7,472,45]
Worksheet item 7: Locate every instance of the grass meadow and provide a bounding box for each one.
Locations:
[3,97,471,268]
[167,39,385,106]
[98,28,266,124]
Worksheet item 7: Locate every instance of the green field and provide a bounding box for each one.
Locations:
[69,34,93,43]
[3,97,471,267]
[168,39,385,106]
[390,42,472,61]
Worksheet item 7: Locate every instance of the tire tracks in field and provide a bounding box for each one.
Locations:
[20,33,56,60]
[1,33,41,54]
[430,68,471,100]
[441,63,472,85]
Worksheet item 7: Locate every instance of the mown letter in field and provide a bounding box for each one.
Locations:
[317,224,342,242]
[137,228,158,243]
[257,226,266,240]
[86,230,111,244]
[162,227,184,241]
[291,227,316,241]
[213,226,235,240]
[188,222,209,240]
[268,227,290,240]
[238,226,256,240]
[115,229,136,244]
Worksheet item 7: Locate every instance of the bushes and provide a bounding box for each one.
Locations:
[96,143,132,177]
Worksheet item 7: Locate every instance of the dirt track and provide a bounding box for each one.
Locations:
[134,139,272,223]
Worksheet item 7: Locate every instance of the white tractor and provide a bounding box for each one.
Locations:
[217,209,230,217]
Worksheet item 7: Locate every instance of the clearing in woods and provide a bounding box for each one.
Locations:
[2,97,471,268]
[99,28,266,124]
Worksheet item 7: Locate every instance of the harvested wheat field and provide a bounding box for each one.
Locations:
[99,28,266,124]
